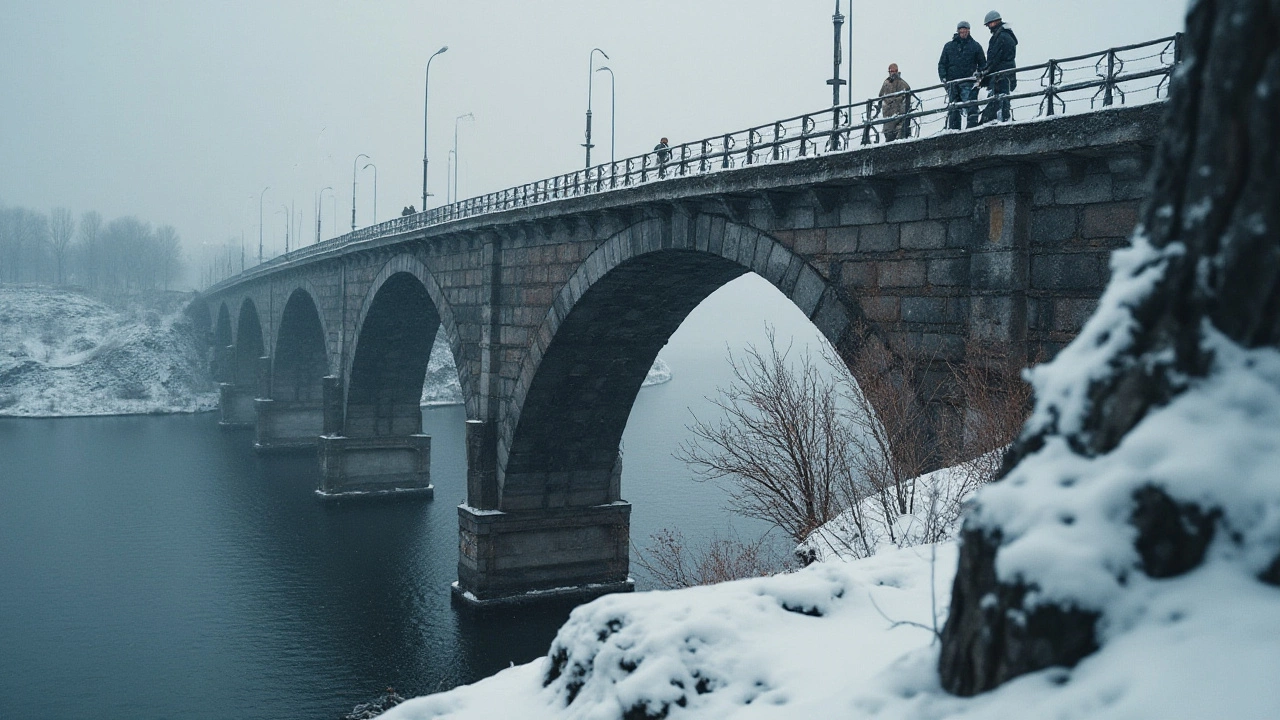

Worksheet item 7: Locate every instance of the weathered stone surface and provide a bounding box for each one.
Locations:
[201,102,1166,605]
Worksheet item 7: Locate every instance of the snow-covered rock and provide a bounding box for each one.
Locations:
[0,285,217,416]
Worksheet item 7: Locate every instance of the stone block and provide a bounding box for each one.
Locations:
[790,229,826,255]
[879,260,927,287]
[791,265,828,316]
[886,195,928,223]
[1081,201,1139,239]
[970,251,1021,290]
[859,224,899,252]
[928,257,969,286]
[901,296,946,323]
[839,200,884,226]
[900,221,947,250]
[973,167,1020,196]
[1031,207,1078,244]
[928,189,974,219]
[1055,174,1113,204]
[840,261,876,288]
[826,225,858,254]
[1052,297,1099,334]
[1031,253,1108,290]
[862,295,900,322]
[947,220,976,248]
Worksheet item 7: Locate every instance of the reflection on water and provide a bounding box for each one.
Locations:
[0,273,830,719]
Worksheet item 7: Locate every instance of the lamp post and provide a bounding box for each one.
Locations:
[362,162,377,224]
[316,186,333,243]
[453,112,474,202]
[595,66,615,163]
[827,0,847,106]
[280,204,290,254]
[351,153,369,231]
[258,186,270,264]
[583,47,609,167]
[446,149,455,204]
[422,45,449,210]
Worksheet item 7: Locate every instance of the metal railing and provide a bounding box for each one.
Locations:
[209,34,1181,291]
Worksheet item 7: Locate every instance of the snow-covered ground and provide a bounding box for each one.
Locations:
[381,243,1280,720]
[0,285,218,417]
[421,344,671,406]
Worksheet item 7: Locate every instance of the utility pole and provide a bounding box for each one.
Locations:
[258,186,269,264]
[422,46,448,210]
[827,0,847,106]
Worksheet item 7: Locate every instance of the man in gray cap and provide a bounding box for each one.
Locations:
[976,10,1019,124]
[937,20,986,129]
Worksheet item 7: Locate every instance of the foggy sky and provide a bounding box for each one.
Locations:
[1,1,1185,287]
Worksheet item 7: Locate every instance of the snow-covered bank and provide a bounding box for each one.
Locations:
[0,285,217,417]
[420,343,671,407]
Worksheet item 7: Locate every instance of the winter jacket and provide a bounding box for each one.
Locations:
[878,75,911,116]
[982,24,1019,89]
[938,34,986,82]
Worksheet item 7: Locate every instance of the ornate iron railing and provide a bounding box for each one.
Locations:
[209,34,1181,291]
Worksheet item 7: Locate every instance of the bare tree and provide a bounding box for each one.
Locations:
[634,528,793,589]
[153,225,183,291]
[676,329,855,544]
[77,210,102,290]
[48,207,75,285]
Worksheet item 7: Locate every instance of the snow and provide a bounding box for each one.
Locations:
[378,320,1280,720]
[0,285,217,417]
[380,543,954,720]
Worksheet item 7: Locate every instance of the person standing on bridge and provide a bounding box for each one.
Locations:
[938,21,986,130]
[976,10,1018,125]
[878,64,912,142]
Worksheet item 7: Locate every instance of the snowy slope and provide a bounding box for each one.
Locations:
[0,285,217,417]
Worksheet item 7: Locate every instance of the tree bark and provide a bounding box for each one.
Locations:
[939,0,1280,696]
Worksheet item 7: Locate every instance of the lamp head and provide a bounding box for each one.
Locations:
[435,46,449,56]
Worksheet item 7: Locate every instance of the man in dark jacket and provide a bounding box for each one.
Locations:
[977,10,1018,124]
[938,21,986,129]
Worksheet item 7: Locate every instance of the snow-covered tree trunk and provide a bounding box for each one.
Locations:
[939,0,1280,696]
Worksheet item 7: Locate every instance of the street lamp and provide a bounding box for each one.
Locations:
[446,149,456,204]
[584,47,609,168]
[827,0,847,106]
[317,186,333,243]
[351,153,369,231]
[595,66,616,163]
[279,204,290,254]
[258,186,270,264]
[423,45,449,210]
[362,162,378,224]
[453,112,474,202]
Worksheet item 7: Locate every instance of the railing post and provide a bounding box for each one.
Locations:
[679,144,689,176]
[1173,32,1184,64]
[772,122,782,161]
[1046,60,1058,116]
[699,140,709,172]
[1104,50,1116,106]
[861,99,873,146]
[722,134,732,169]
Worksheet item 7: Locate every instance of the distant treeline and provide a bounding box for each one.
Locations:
[0,202,184,292]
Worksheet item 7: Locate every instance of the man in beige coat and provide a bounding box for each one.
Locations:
[879,63,912,141]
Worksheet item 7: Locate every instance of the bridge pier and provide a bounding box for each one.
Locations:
[253,398,323,452]
[315,376,433,498]
[453,425,633,606]
[317,433,432,497]
[218,383,257,428]
[452,502,633,606]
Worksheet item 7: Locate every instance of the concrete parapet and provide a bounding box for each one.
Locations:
[253,398,323,452]
[454,501,632,606]
[218,383,257,428]
[317,433,432,497]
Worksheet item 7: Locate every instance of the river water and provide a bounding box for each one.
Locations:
[0,275,830,719]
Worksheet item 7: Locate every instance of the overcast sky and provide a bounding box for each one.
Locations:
[1,1,1185,280]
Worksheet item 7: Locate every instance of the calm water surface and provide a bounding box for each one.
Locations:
[0,275,827,719]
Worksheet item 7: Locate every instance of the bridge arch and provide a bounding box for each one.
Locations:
[342,254,463,437]
[233,298,265,391]
[496,215,859,511]
[270,288,331,404]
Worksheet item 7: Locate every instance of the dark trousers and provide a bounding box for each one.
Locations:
[980,76,1014,124]
[946,82,979,129]
[883,116,910,142]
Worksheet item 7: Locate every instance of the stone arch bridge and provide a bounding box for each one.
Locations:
[193,104,1161,605]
